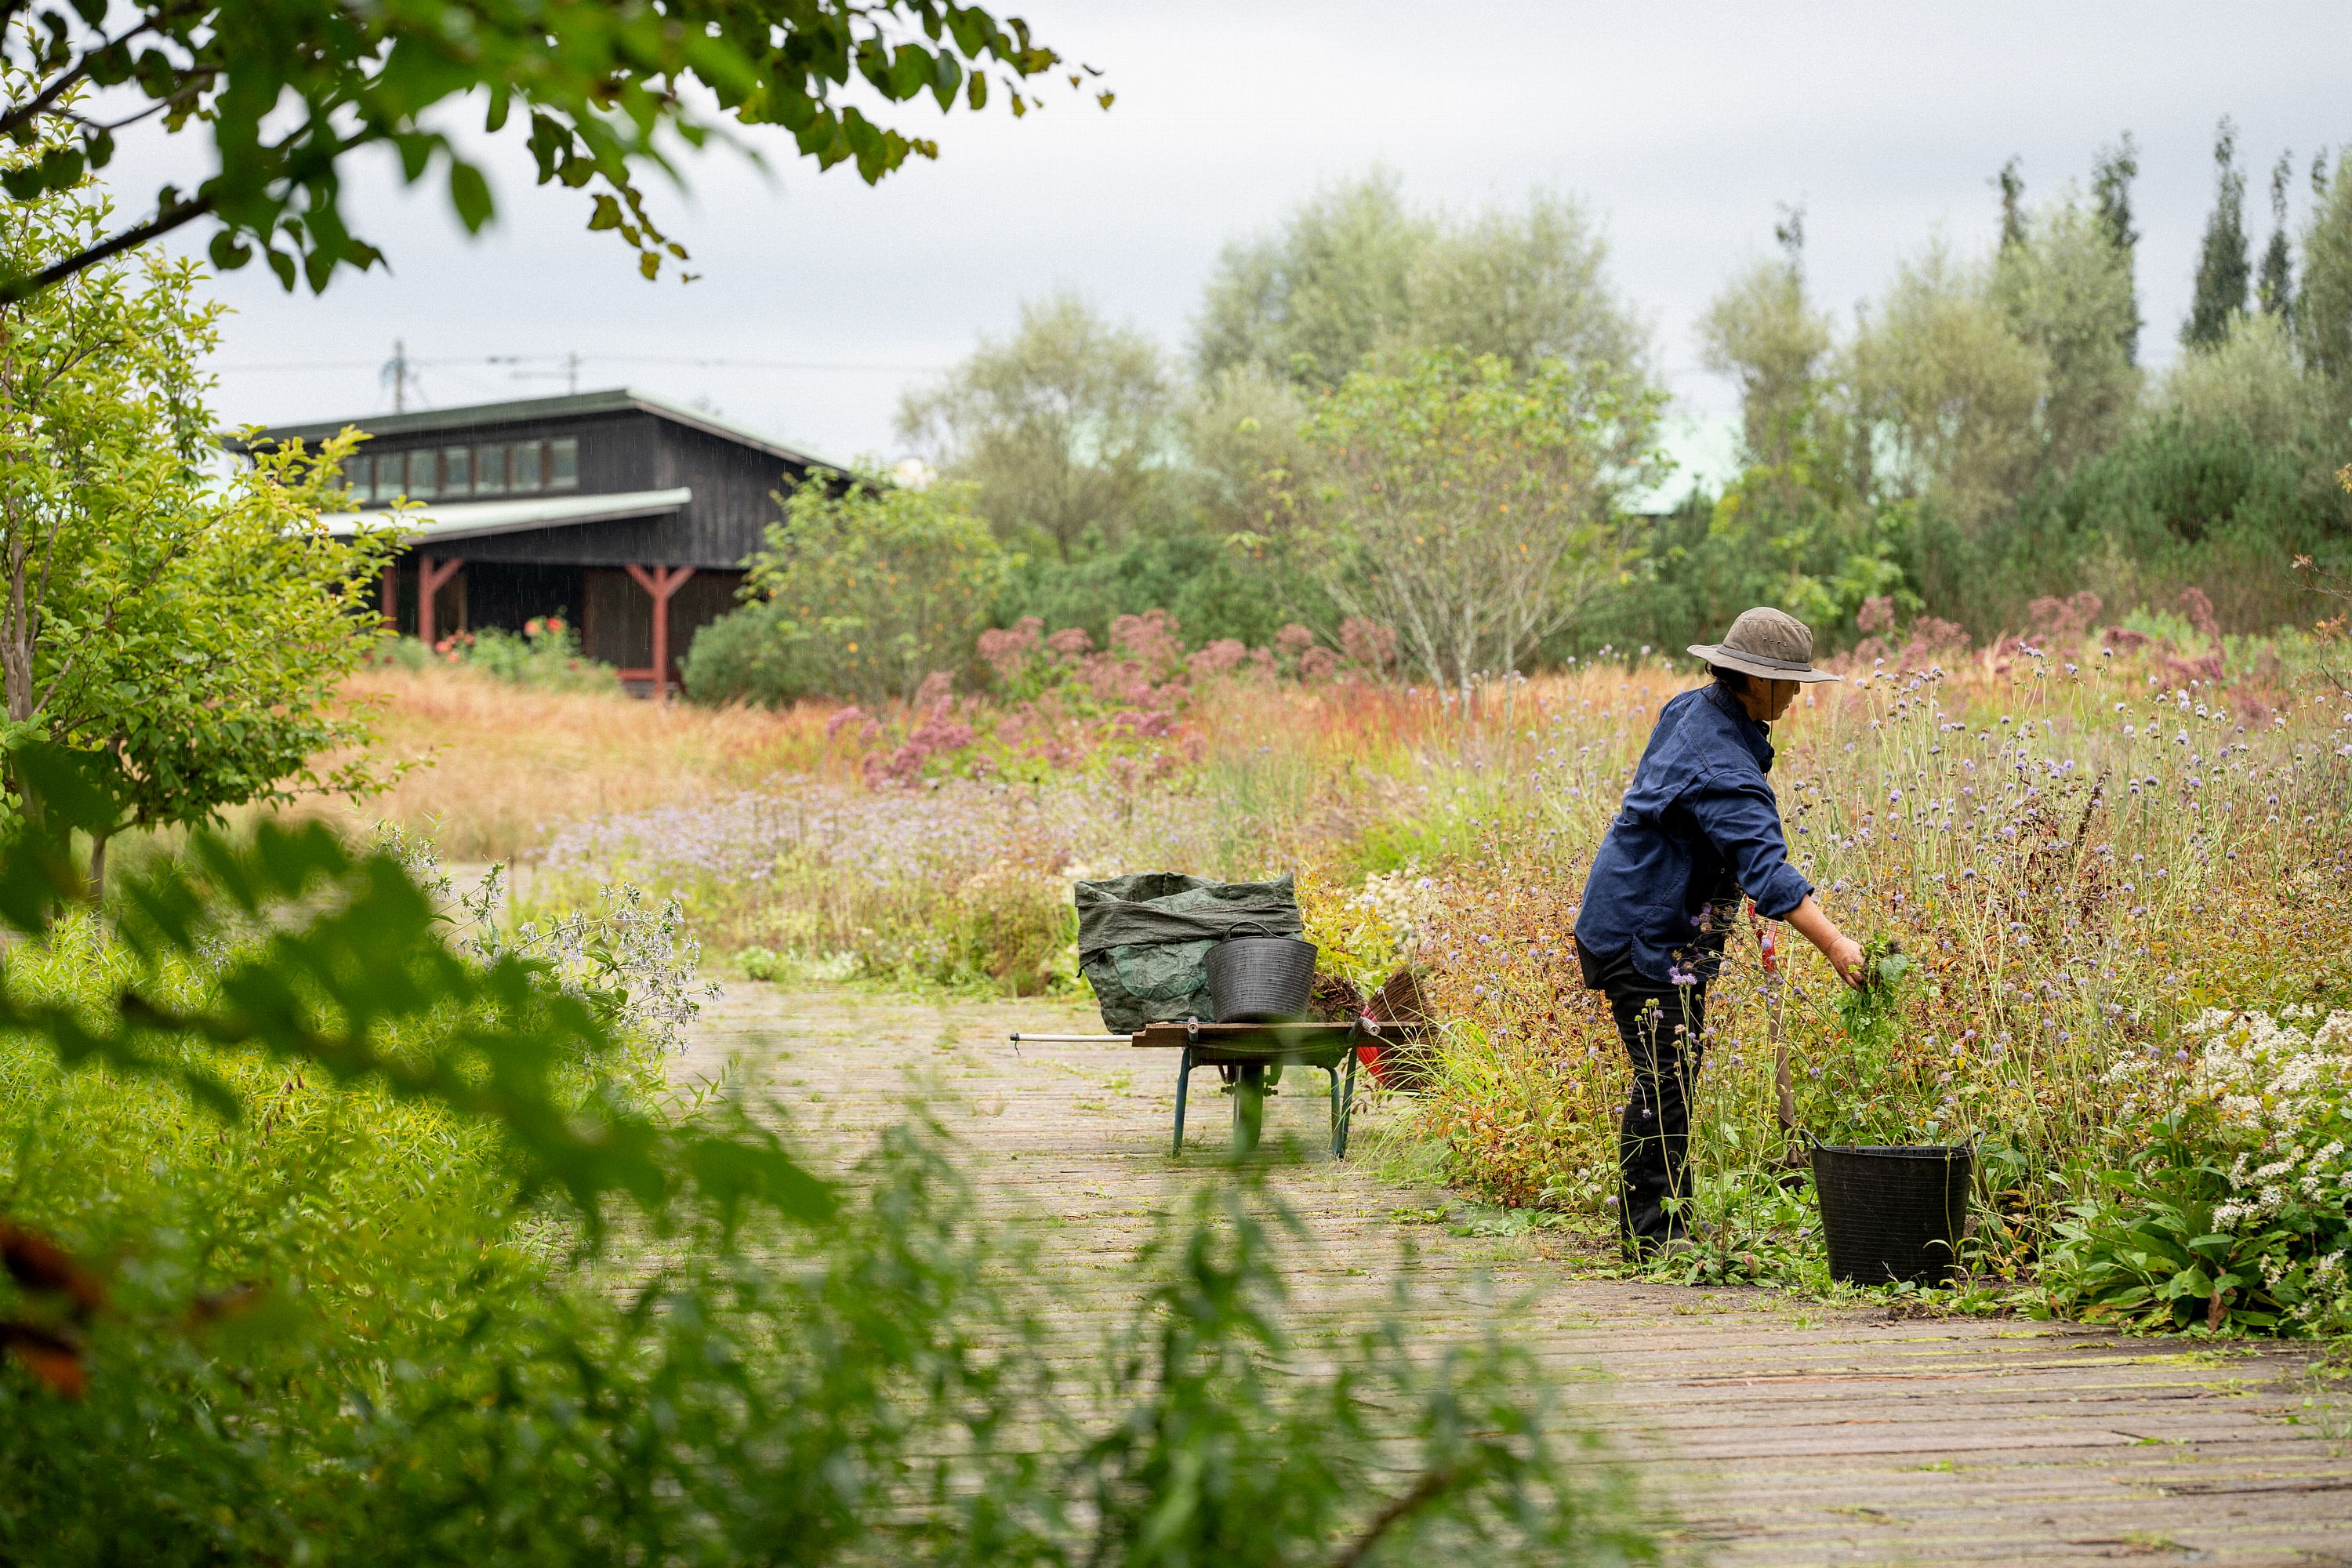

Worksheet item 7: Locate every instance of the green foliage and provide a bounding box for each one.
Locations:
[997,525,1337,651]
[687,471,1010,707]
[1846,241,2047,533]
[0,120,397,857]
[0,2,1085,303]
[2045,1007,2352,1336]
[0,746,1663,1564]
[2044,1116,2296,1334]
[1994,198,2143,473]
[1291,348,1661,687]
[2258,152,2296,323]
[1696,252,1833,475]
[1195,171,1653,394]
[0,741,828,1232]
[2185,118,2253,350]
[1070,1183,1662,1568]
[2089,132,2144,362]
[1797,938,1927,1146]
[2159,311,2332,446]
[1907,409,2350,633]
[2296,154,2352,392]
[384,616,622,693]
[897,291,1175,561]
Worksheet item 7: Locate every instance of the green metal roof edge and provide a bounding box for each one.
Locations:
[233,386,844,472]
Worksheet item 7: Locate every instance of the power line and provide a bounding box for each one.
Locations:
[216,350,948,375]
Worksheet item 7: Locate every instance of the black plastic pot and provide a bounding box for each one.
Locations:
[1206,923,1318,1023]
[1809,1141,1973,1287]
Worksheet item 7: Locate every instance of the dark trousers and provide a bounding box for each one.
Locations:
[1580,946,1708,1253]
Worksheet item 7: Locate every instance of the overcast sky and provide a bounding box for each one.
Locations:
[118,2,2352,465]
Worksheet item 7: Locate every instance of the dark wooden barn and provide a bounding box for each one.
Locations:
[249,388,836,695]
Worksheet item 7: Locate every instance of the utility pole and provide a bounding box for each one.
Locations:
[566,350,580,394]
[382,339,414,412]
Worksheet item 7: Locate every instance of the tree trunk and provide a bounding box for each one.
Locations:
[85,829,106,902]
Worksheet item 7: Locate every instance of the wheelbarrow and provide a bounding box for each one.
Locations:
[1009,1017,1420,1157]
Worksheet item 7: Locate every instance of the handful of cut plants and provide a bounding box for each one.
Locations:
[1784,937,1958,1149]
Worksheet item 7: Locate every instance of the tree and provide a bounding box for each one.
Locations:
[1405,191,1650,383]
[2298,153,2352,394]
[1195,172,1650,392]
[0,106,395,887]
[694,469,1009,706]
[1179,363,1312,539]
[0,2,1091,303]
[1994,157,2027,252]
[2090,132,2143,363]
[2259,151,2296,323]
[1696,249,1832,474]
[1846,243,2045,532]
[897,292,1174,561]
[2158,313,2327,446]
[1690,214,1894,639]
[1194,172,1430,391]
[1287,348,1661,691]
[2184,118,2252,349]
[1994,197,2143,474]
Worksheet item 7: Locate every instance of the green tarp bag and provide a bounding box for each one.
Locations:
[1075,872,1303,1033]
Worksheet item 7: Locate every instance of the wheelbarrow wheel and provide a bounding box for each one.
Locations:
[1231,1064,1267,1153]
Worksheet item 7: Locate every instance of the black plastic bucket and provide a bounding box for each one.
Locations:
[1206,924,1318,1022]
[1809,1142,1973,1287]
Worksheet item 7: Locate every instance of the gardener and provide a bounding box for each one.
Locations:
[1573,607,1864,1261]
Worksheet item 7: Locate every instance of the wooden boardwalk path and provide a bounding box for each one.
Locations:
[681,984,2352,1567]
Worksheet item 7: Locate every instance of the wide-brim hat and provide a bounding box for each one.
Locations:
[1687,605,1842,684]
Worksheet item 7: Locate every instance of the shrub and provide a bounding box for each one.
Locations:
[687,470,1009,708]
[368,619,621,693]
[993,524,1338,652]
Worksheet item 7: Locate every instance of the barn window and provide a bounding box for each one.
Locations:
[371,455,400,503]
[346,452,371,499]
[405,448,437,495]
[514,441,543,491]
[549,437,578,490]
[441,446,471,492]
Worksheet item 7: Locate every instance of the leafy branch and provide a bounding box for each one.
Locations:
[0,1,1107,302]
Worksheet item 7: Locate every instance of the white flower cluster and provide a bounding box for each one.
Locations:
[2114,1008,2352,1322]
[1350,869,1446,952]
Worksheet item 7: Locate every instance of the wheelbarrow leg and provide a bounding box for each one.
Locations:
[1232,1063,1266,1155]
[1334,1036,1360,1160]
[1171,1044,1192,1157]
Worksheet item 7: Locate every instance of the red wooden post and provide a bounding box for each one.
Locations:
[416,555,463,647]
[624,564,696,699]
[379,561,397,628]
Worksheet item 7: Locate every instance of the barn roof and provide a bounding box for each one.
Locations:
[316,487,692,545]
[249,386,836,470]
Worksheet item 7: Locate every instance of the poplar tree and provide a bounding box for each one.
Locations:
[2184,118,2252,349]
[1994,158,2027,252]
[2258,151,2296,324]
[2091,133,2142,363]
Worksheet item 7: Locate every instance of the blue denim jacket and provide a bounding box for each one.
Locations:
[1573,682,1812,986]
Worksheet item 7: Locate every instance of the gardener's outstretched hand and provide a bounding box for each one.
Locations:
[1785,895,1865,989]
